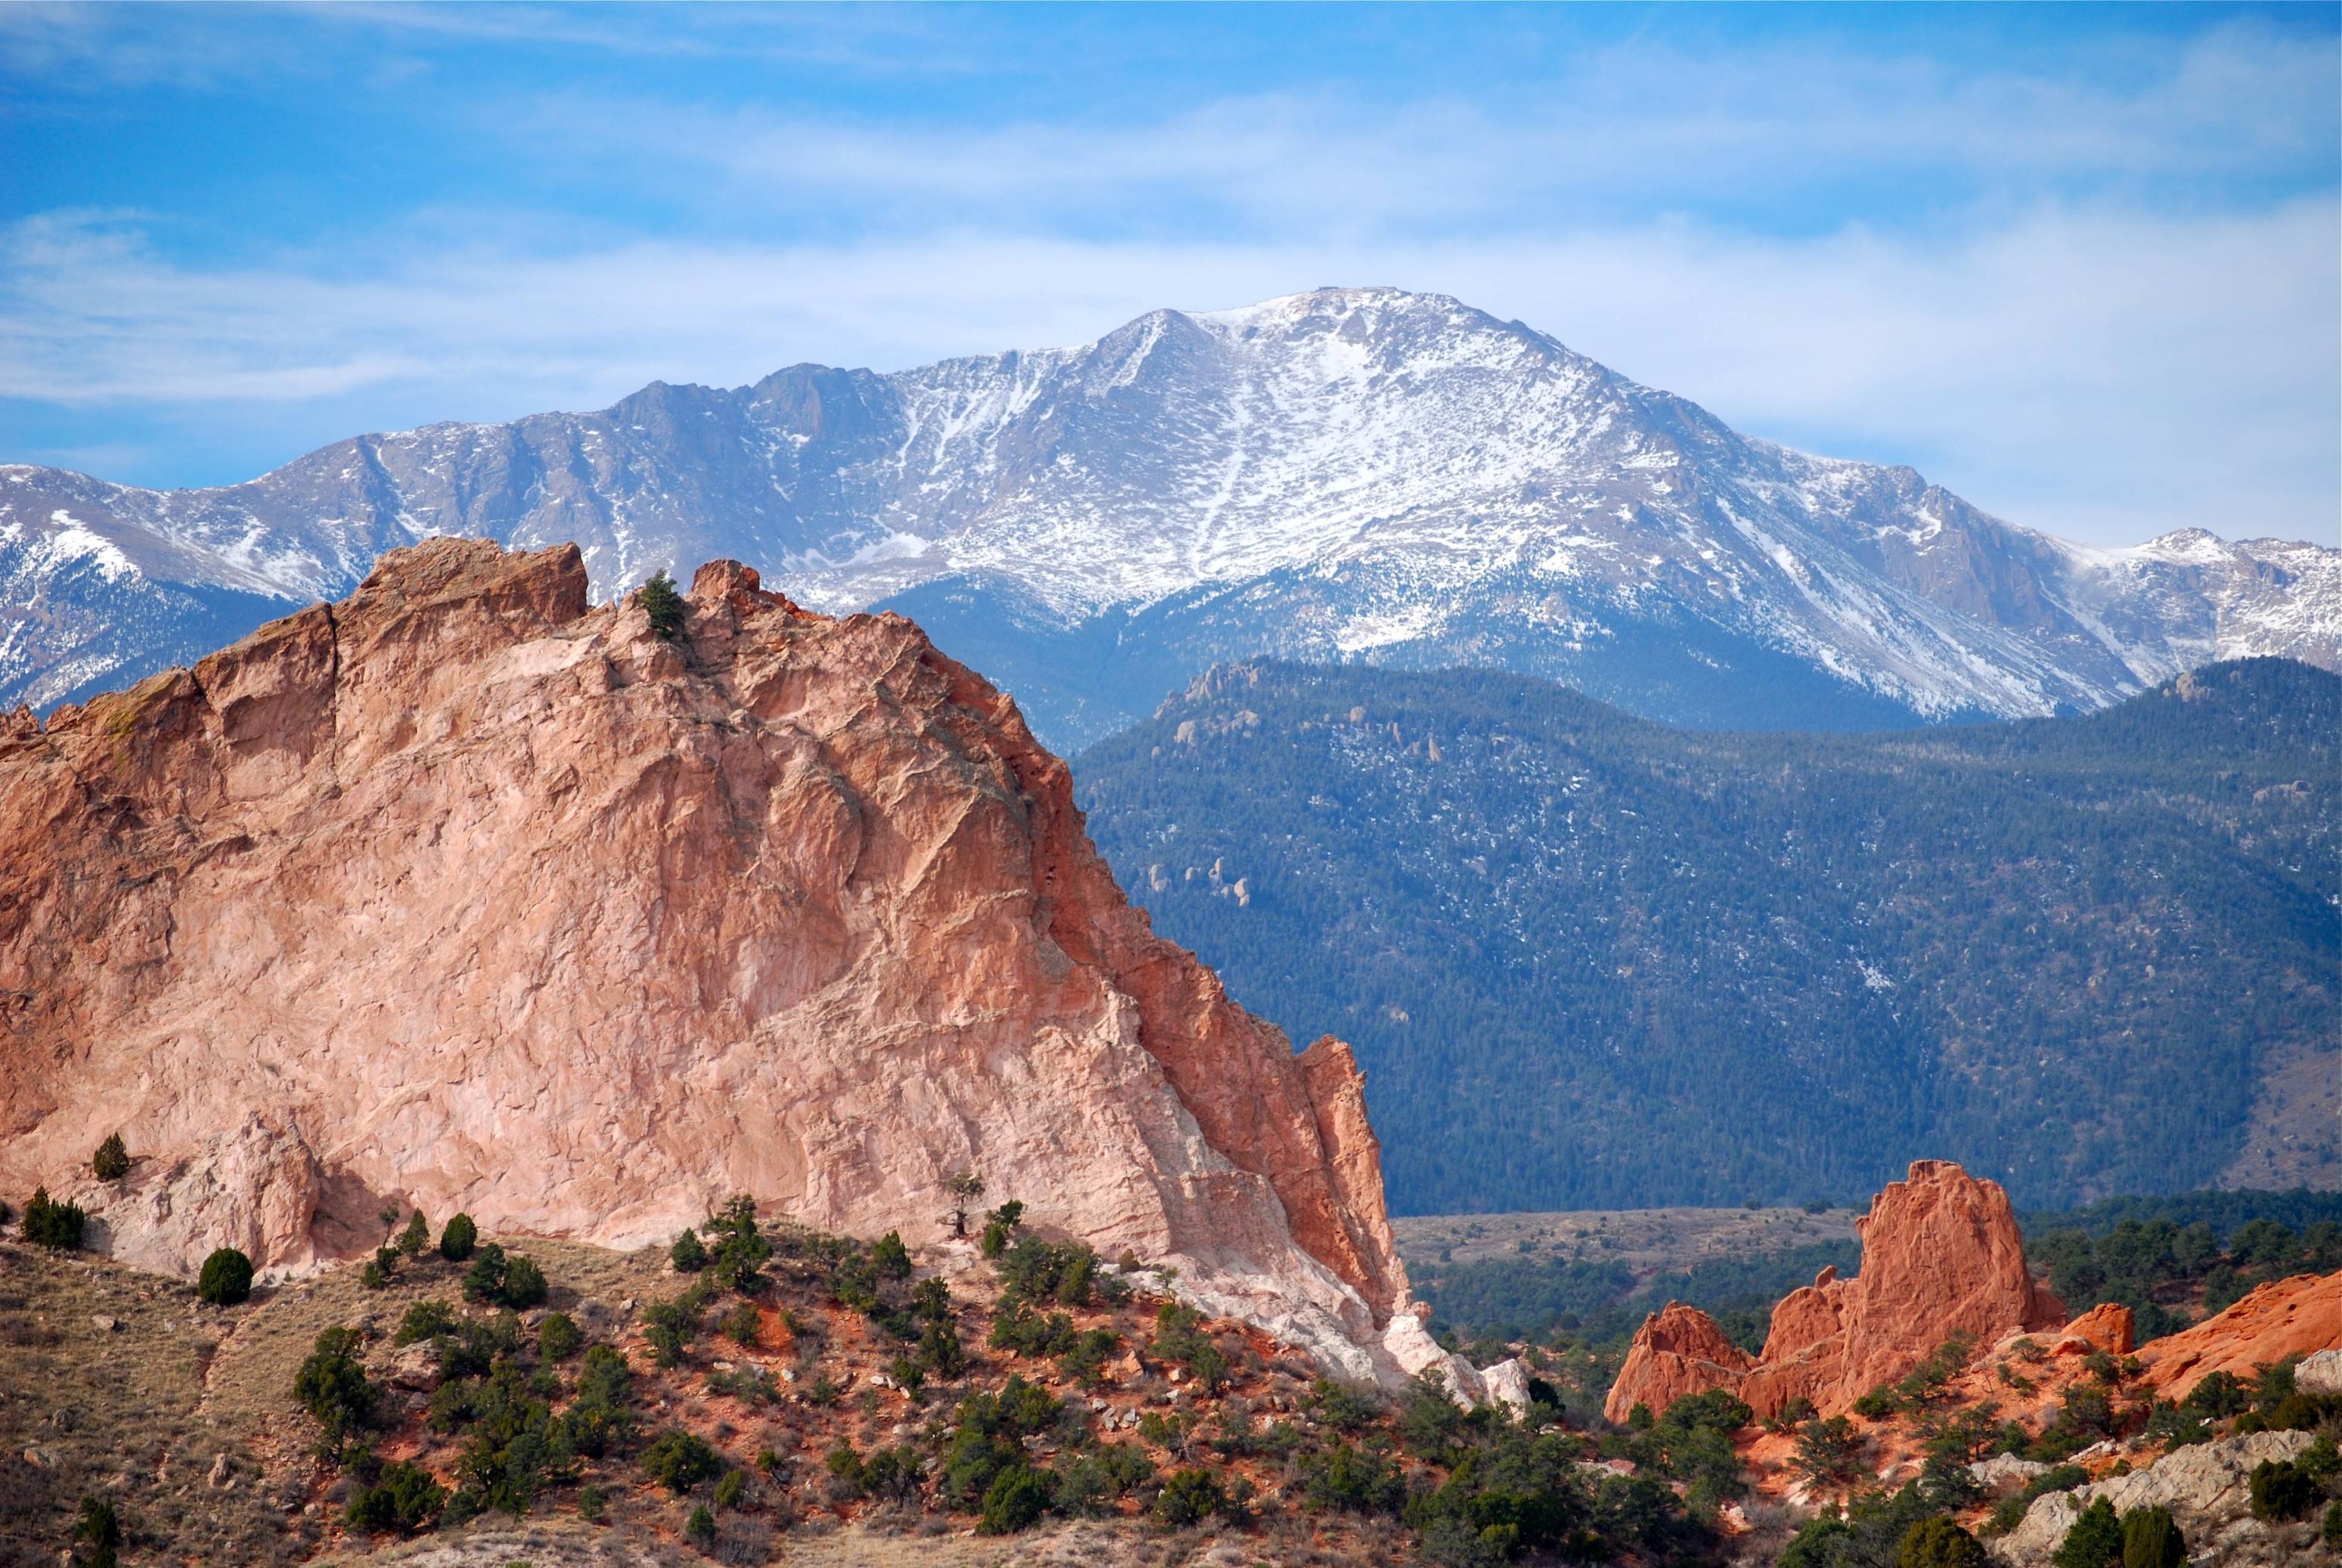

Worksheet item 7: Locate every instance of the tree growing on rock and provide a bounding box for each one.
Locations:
[638,572,686,639]
[945,1172,985,1238]
[91,1133,129,1182]
[979,1199,1025,1259]
[2052,1497,2124,1568]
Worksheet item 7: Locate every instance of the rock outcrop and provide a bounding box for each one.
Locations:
[1606,1161,2065,1423]
[1604,1303,1758,1423]
[1990,1430,2320,1566]
[64,1115,332,1280]
[2134,1270,2342,1401]
[0,539,1428,1381]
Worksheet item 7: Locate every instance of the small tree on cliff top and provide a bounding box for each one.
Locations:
[639,572,685,639]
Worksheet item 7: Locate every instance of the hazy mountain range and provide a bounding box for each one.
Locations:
[4,287,2335,741]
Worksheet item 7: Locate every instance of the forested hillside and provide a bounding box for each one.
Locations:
[1072,658,2340,1213]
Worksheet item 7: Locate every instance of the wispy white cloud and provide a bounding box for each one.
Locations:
[514,18,2335,234]
[4,200,2331,547]
[1,8,2332,547]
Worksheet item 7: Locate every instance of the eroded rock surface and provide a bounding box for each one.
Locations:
[0,539,1427,1380]
[1990,1430,2319,1566]
[1603,1302,1758,1424]
[1606,1161,2065,1422]
[2135,1270,2342,1402]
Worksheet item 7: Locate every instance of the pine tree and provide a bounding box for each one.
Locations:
[92,1133,130,1181]
[639,572,686,639]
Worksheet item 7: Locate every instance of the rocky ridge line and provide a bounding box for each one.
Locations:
[0,537,1462,1388]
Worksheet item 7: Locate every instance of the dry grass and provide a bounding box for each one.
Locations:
[1392,1203,1860,1275]
[1,1228,1402,1566]
[0,1235,310,1567]
[0,1232,667,1568]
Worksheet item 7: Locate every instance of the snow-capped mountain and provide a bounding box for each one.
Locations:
[5,287,2335,742]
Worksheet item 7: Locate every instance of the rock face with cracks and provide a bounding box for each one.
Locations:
[0,538,1433,1382]
[1990,1430,2320,1567]
[1606,1161,2065,1423]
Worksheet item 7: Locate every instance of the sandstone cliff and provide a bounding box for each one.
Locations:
[1605,1161,2065,1423]
[0,539,1426,1381]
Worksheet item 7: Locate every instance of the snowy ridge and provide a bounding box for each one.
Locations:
[1,288,2334,737]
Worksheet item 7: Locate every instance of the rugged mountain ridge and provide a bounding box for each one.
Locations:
[5,288,2336,742]
[0,538,1447,1384]
[1070,656,2342,1212]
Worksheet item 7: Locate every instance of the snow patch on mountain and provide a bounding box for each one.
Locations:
[1,290,2334,738]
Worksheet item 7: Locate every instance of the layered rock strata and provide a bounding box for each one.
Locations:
[0,539,1427,1381]
[1605,1161,2066,1423]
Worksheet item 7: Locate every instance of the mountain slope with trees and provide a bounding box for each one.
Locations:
[1071,658,2340,1214]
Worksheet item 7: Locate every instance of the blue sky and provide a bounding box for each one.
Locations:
[2,2,2335,547]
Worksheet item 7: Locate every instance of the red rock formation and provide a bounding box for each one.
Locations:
[1603,1303,1758,1424]
[0,540,1421,1377]
[1606,1161,2066,1423]
[2136,1271,2342,1402]
[2055,1303,2136,1357]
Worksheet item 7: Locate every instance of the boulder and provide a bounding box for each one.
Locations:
[56,1114,326,1280]
[1603,1302,1757,1424]
[1967,1453,2049,1495]
[2052,1303,2135,1356]
[1479,1358,1533,1414]
[0,541,1423,1383]
[2296,1347,2342,1396]
[385,1342,443,1393]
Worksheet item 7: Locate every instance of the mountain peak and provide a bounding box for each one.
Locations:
[1,289,2333,735]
